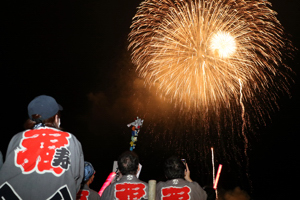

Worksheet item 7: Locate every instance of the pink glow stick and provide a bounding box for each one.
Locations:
[213,164,222,189]
[98,172,116,196]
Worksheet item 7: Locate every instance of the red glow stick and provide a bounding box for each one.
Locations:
[213,164,222,189]
[98,172,116,196]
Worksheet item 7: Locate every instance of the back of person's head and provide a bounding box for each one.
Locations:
[83,161,95,182]
[164,156,185,179]
[118,151,139,175]
[25,95,63,129]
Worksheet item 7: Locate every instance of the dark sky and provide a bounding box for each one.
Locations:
[0,0,299,199]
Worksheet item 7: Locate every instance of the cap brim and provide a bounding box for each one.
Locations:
[58,104,63,111]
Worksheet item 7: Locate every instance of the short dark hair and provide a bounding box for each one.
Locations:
[24,112,61,129]
[118,151,139,175]
[164,156,185,179]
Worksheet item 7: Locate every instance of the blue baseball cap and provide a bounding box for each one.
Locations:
[28,95,63,120]
[84,161,95,182]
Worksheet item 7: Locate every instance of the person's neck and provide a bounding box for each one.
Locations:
[86,179,92,186]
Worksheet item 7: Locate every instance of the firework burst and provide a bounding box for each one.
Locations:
[128,0,293,120]
[128,0,294,189]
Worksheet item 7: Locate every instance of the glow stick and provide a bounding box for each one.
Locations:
[213,164,222,189]
[211,147,215,186]
[98,172,116,196]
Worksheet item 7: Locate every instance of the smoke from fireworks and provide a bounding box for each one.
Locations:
[128,0,293,120]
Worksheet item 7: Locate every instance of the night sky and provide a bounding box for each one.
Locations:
[1,1,299,199]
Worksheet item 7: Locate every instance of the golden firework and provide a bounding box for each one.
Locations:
[128,0,293,115]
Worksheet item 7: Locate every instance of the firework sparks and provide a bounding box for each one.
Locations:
[128,0,293,117]
[210,31,237,59]
[128,0,294,189]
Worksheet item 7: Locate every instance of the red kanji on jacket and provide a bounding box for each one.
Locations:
[115,183,146,200]
[77,190,90,200]
[161,186,191,200]
[15,128,71,176]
